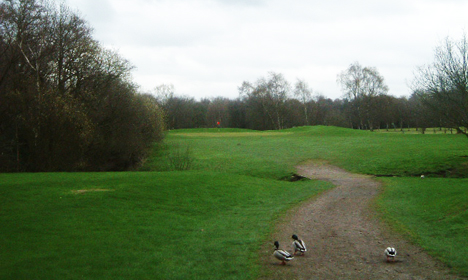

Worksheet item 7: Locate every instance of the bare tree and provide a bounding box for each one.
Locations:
[239,72,291,130]
[337,62,389,130]
[412,34,468,135]
[153,83,175,105]
[294,79,312,125]
[49,3,97,95]
[337,62,388,99]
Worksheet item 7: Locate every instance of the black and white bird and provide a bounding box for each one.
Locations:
[292,234,307,255]
[385,247,397,262]
[273,241,294,265]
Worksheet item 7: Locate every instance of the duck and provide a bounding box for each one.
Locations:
[385,247,397,262]
[292,234,307,255]
[273,241,294,265]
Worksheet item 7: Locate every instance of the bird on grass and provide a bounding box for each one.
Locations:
[385,247,397,262]
[292,234,307,255]
[273,241,294,265]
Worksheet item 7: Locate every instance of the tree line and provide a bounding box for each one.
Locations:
[154,69,436,132]
[2,0,466,172]
[0,0,165,172]
[157,32,468,134]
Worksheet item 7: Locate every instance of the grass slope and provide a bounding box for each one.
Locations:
[144,126,468,276]
[2,126,468,278]
[0,171,330,280]
[146,126,468,178]
[376,177,468,276]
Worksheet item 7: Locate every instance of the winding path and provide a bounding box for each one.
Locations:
[260,161,461,279]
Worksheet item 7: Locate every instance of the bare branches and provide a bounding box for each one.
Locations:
[0,0,165,171]
[294,79,312,125]
[337,62,389,101]
[412,34,468,134]
[238,72,291,130]
[337,62,389,130]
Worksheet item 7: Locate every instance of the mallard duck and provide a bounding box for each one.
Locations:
[273,241,294,265]
[292,234,307,255]
[385,247,397,262]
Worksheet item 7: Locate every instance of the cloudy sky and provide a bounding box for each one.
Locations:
[63,0,468,100]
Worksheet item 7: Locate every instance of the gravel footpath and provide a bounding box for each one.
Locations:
[259,161,463,280]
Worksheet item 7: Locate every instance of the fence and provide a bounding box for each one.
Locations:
[376,127,467,134]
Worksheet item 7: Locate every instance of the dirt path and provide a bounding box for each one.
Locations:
[259,161,462,280]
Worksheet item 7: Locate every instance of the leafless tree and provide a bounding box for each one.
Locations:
[49,3,97,95]
[337,62,388,100]
[294,79,313,125]
[412,34,468,136]
[337,62,389,130]
[153,83,175,105]
[239,72,291,130]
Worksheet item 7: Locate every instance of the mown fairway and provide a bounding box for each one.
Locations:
[0,163,330,279]
[1,126,468,278]
[376,178,468,276]
[145,126,468,178]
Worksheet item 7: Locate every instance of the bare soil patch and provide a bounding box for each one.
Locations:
[71,189,113,194]
[259,161,462,279]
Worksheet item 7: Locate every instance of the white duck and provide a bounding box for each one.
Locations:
[273,241,294,265]
[385,247,397,262]
[292,234,307,255]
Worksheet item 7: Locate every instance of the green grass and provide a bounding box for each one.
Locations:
[0,171,330,280]
[142,126,468,277]
[2,126,468,278]
[145,126,468,178]
[375,177,468,276]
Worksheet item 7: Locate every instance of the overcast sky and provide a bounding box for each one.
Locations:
[63,0,468,100]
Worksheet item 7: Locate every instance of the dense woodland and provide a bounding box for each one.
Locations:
[2,0,467,172]
[0,0,165,172]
